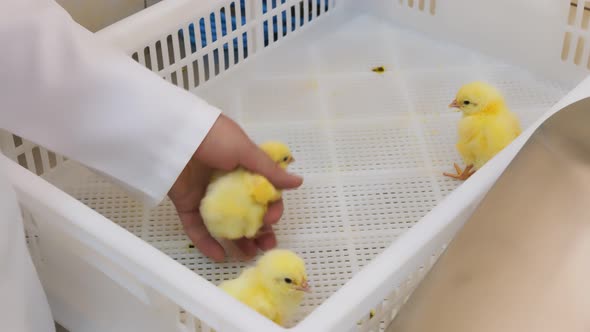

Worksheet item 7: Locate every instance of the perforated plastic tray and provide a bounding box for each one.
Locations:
[42,10,570,326]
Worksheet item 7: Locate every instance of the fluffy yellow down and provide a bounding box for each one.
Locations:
[219,249,309,326]
[199,141,294,240]
[447,82,521,179]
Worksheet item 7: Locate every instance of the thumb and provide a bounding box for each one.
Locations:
[239,144,303,189]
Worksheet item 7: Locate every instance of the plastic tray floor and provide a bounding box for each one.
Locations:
[43,11,570,324]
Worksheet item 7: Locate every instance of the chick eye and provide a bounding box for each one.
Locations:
[463,100,471,105]
[284,278,293,284]
[282,156,289,162]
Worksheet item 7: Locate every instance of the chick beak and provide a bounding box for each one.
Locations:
[296,280,311,293]
[289,157,295,164]
[449,99,460,109]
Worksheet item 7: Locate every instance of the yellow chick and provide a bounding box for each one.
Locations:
[219,249,310,326]
[443,81,522,180]
[200,141,294,240]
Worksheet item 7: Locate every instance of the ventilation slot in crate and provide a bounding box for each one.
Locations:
[562,1,590,69]
[355,243,447,331]
[262,0,333,47]
[0,132,64,176]
[131,0,334,90]
[399,0,436,15]
[22,209,43,267]
[131,0,250,90]
[177,308,212,331]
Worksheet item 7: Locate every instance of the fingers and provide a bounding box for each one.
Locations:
[178,211,226,262]
[233,238,258,259]
[196,114,303,188]
[239,144,303,190]
[255,225,277,251]
[264,199,284,225]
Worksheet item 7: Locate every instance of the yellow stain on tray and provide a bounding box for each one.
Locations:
[357,309,377,325]
[372,66,386,74]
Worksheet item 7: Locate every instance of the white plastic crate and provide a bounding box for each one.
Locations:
[2,0,590,331]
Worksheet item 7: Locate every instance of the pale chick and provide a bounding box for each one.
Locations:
[219,249,310,326]
[444,81,522,180]
[200,141,294,240]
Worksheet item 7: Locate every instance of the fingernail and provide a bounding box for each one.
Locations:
[291,174,304,183]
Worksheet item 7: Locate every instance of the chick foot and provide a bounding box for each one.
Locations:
[443,163,475,180]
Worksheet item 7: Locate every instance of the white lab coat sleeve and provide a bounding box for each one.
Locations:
[0,0,221,206]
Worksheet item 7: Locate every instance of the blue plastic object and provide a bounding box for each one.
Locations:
[178,0,326,52]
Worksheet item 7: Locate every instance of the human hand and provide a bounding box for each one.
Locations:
[168,115,303,262]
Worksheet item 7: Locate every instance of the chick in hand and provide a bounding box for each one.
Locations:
[219,249,310,326]
[444,81,521,180]
[200,141,294,242]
